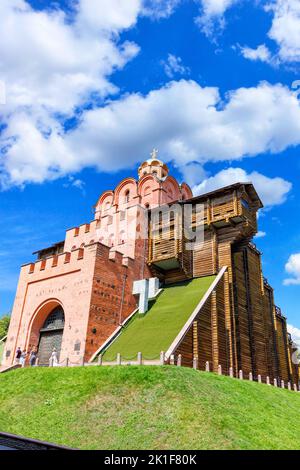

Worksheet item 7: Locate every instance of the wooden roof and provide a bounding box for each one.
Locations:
[184,182,264,209]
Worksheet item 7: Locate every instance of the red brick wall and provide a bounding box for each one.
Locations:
[84,240,152,360]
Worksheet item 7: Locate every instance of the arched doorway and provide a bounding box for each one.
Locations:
[37,306,65,366]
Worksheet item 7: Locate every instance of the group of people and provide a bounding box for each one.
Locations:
[15,347,59,367]
[15,347,37,367]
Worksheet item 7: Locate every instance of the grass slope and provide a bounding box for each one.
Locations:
[102,276,215,361]
[0,366,300,450]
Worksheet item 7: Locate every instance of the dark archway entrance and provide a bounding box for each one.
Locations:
[38,306,65,366]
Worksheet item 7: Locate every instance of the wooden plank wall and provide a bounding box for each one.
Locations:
[244,247,269,379]
[232,250,253,376]
[193,230,215,278]
[148,186,298,384]
[262,284,280,380]
[276,315,291,383]
[174,275,231,374]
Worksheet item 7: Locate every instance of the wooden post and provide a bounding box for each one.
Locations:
[160,351,165,365]
[249,372,253,381]
[81,357,85,367]
[294,384,298,392]
[193,356,198,370]
[170,354,175,366]
[117,353,121,366]
[266,376,270,385]
[66,357,69,367]
[211,291,219,372]
[193,321,198,362]
[229,367,234,378]
[258,374,262,383]
[224,271,233,373]
[218,365,222,376]
[274,378,277,387]
[239,370,243,380]
[177,354,182,367]
[205,361,210,372]
[281,380,285,389]
[288,382,291,391]
[137,352,142,366]
[98,355,102,366]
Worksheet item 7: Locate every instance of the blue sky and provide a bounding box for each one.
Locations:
[0,0,300,336]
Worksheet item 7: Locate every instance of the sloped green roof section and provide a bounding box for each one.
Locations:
[102,276,216,362]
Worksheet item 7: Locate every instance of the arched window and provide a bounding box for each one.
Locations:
[125,190,130,203]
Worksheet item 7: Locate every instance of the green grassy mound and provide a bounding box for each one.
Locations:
[102,276,215,361]
[0,366,300,450]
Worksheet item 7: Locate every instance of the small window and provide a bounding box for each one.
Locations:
[241,199,250,210]
[125,190,130,203]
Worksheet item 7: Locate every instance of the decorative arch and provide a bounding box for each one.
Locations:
[138,174,160,196]
[181,183,193,200]
[95,190,114,213]
[26,298,65,352]
[114,178,138,206]
[162,176,181,202]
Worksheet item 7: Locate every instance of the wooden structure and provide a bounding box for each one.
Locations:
[148,182,299,384]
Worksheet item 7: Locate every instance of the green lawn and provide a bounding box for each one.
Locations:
[102,276,216,361]
[0,366,300,450]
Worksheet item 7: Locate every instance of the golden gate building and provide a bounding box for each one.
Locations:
[3,155,299,385]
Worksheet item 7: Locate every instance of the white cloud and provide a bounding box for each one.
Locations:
[287,324,300,349]
[162,54,190,78]
[2,78,300,187]
[266,0,300,63]
[0,0,141,116]
[142,0,182,18]
[77,0,142,31]
[0,0,143,186]
[284,253,300,285]
[195,0,239,37]
[179,162,208,187]
[255,231,267,238]
[240,44,272,63]
[192,167,292,208]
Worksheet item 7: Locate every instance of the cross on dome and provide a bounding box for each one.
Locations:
[138,150,169,180]
[150,148,159,160]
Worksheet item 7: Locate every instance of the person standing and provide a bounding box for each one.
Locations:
[29,347,37,367]
[15,347,22,364]
[20,350,27,368]
[49,348,59,367]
